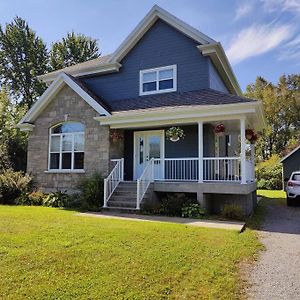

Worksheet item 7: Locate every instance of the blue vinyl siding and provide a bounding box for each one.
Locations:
[208,59,229,93]
[123,125,215,180]
[82,20,210,104]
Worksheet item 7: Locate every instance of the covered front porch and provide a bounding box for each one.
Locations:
[96,101,264,211]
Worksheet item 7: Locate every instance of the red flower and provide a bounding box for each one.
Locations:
[214,124,225,134]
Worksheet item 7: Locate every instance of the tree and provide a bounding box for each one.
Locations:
[50,31,100,71]
[245,74,300,160]
[0,88,27,171]
[0,17,49,108]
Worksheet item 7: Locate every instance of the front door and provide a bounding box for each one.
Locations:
[134,130,164,180]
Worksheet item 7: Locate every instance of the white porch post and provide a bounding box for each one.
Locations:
[240,117,246,184]
[198,121,203,183]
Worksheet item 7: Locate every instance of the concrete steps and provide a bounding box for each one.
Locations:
[104,181,151,213]
[105,181,138,212]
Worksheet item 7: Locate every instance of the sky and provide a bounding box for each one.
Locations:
[0,0,299,91]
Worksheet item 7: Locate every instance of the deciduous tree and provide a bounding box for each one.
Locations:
[0,17,48,107]
[50,31,100,71]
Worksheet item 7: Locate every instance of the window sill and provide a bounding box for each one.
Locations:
[44,170,85,174]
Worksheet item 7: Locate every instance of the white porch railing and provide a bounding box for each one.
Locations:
[136,158,154,210]
[103,158,124,208]
[203,157,241,182]
[151,157,242,182]
[153,158,199,181]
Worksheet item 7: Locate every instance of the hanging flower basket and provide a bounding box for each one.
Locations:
[165,127,185,142]
[110,130,123,143]
[214,123,225,137]
[249,133,258,144]
[246,129,255,140]
[245,129,258,144]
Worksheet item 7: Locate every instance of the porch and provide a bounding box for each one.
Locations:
[103,117,257,212]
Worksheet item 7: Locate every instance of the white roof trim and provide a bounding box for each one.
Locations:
[18,73,110,127]
[280,145,300,163]
[39,62,121,84]
[94,101,264,130]
[108,5,215,63]
[198,43,242,96]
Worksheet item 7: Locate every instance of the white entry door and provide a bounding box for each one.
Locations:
[134,130,164,180]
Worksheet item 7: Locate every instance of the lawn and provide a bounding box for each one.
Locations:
[257,189,286,199]
[0,206,261,299]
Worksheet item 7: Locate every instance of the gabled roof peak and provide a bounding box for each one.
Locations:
[108,5,216,63]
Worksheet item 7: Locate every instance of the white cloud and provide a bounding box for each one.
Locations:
[234,3,253,20]
[226,22,294,64]
[262,0,300,14]
[278,34,300,61]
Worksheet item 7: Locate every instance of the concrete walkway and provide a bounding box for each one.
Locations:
[77,212,245,232]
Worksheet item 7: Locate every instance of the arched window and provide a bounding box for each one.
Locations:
[49,122,85,171]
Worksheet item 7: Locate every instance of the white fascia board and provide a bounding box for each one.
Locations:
[280,145,300,163]
[95,102,258,128]
[18,73,110,126]
[198,43,242,96]
[18,123,35,132]
[108,5,215,63]
[38,62,121,84]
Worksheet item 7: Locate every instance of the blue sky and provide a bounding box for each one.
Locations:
[0,0,299,91]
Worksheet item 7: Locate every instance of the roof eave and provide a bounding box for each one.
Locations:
[38,62,122,84]
[94,101,261,128]
[18,73,111,126]
[198,43,242,96]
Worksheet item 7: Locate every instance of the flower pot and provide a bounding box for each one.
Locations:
[170,136,180,142]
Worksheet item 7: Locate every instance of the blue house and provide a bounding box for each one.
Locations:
[18,6,265,215]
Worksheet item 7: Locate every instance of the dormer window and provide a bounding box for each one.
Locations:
[139,65,177,96]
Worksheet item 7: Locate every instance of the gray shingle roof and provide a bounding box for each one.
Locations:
[66,74,112,113]
[64,76,256,114]
[41,54,112,79]
[109,89,256,112]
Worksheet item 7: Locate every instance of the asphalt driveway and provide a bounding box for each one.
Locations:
[246,198,300,299]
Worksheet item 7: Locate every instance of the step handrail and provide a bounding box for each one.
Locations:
[136,158,154,210]
[103,158,124,208]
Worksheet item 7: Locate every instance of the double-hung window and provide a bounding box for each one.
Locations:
[140,65,177,95]
[49,122,85,171]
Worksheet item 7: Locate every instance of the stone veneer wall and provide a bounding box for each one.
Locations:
[27,85,111,192]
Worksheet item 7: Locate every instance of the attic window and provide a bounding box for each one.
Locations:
[139,65,177,96]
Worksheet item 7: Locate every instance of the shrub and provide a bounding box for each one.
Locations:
[77,172,104,210]
[43,191,71,208]
[143,193,197,217]
[17,190,44,206]
[221,204,244,221]
[182,203,205,218]
[0,169,32,204]
[256,155,282,190]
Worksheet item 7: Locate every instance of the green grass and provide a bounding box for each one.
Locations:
[257,189,286,199]
[0,206,262,299]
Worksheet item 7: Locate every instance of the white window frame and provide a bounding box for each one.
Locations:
[139,64,177,96]
[48,122,85,172]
